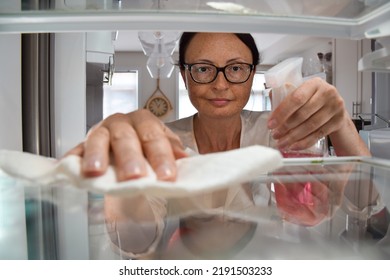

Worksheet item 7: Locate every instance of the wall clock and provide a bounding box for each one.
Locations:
[145,78,173,118]
[146,96,170,117]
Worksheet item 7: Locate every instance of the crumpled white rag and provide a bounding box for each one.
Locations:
[0,145,282,198]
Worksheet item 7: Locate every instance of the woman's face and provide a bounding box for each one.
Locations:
[181,33,255,119]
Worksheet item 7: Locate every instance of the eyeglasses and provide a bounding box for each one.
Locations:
[183,63,254,84]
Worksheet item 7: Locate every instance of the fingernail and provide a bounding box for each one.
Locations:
[268,119,278,129]
[276,139,289,150]
[83,155,103,172]
[272,129,281,139]
[156,162,174,181]
[122,160,144,179]
[289,143,301,150]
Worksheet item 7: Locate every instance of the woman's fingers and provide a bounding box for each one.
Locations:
[81,125,111,177]
[108,110,187,182]
[268,78,345,150]
[68,110,187,182]
[269,78,323,132]
[131,110,180,181]
[108,119,148,181]
[166,127,188,159]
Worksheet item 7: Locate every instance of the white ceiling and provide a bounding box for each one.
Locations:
[112,31,331,65]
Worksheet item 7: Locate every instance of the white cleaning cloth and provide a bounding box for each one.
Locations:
[0,146,282,198]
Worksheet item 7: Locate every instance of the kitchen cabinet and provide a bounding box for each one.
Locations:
[86,31,115,64]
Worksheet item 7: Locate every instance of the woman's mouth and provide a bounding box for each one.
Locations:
[209,98,230,107]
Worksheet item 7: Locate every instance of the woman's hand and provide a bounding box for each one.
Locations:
[267,77,370,156]
[274,180,330,226]
[65,109,187,181]
[273,162,353,226]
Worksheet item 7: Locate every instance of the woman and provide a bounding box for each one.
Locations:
[68,32,370,182]
[68,32,371,259]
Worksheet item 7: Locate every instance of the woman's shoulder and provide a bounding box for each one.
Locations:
[241,110,270,123]
[240,110,271,147]
[165,115,194,133]
[165,115,197,151]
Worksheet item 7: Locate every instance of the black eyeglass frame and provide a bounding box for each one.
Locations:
[183,62,255,84]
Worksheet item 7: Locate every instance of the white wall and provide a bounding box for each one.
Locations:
[114,52,179,122]
[0,34,23,151]
[333,38,372,118]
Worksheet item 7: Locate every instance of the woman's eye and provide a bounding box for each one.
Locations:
[196,66,211,73]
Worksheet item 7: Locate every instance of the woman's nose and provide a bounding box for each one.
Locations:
[213,71,229,89]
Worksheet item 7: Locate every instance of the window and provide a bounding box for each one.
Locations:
[103,71,138,119]
[244,72,271,112]
[178,76,197,119]
[178,72,271,119]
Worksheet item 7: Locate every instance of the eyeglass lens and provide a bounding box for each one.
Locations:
[189,63,252,84]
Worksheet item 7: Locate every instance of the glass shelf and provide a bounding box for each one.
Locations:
[1,156,390,259]
[1,0,390,39]
[3,0,388,18]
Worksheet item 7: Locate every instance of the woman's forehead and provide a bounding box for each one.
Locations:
[185,33,252,62]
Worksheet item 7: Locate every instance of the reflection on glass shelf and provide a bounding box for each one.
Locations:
[0,171,28,260]
[94,159,390,259]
